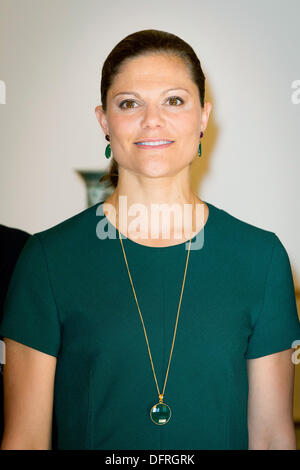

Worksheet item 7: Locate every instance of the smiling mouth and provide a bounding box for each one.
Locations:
[135,140,175,148]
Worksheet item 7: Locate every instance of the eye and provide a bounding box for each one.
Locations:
[119,99,138,109]
[166,96,184,106]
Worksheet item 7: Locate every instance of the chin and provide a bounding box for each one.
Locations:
[139,171,168,179]
[137,163,176,178]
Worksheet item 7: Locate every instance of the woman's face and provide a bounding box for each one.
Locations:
[96,54,211,179]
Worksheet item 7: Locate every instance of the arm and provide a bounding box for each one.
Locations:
[247,348,297,450]
[0,337,57,450]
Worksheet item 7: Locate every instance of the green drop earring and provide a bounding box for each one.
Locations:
[105,134,111,159]
[198,131,204,157]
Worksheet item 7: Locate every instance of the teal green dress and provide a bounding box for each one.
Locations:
[1,200,300,450]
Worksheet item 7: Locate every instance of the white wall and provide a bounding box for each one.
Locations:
[0,0,299,286]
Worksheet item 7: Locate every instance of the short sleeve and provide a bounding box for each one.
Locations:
[245,233,300,359]
[0,234,61,357]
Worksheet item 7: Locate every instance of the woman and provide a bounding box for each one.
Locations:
[1,29,300,450]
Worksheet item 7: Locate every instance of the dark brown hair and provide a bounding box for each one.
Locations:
[99,29,206,188]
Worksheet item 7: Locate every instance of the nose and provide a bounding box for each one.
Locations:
[141,103,165,128]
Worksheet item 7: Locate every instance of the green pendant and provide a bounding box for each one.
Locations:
[105,143,111,159]
[150,402,172,425]
[198,141,202,157]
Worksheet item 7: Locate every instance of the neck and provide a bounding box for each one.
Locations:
[103,187,207,247]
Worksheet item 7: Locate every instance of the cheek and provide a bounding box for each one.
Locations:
[169,110,200,136]
[110,113,138,135]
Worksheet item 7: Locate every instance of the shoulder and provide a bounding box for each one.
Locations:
[209,201,279,262]
[211,201,276,240]
[32,202,104,252]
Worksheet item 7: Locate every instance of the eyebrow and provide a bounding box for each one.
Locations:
[112,88,191,99]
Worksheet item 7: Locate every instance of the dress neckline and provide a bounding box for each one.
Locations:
[98,199,216,251]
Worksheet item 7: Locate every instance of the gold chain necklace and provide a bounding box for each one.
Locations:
[116,204,193,425]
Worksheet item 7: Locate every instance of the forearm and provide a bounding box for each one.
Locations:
[1,432,52,450]
[249,422,298,450]
[267,428,297,450]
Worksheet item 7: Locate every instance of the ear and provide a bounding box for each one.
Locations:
[200,102,212,133]
[95,105,109,135]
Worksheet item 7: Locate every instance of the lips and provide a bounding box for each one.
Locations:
[134,140,174,149]
[134,139,175,143]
